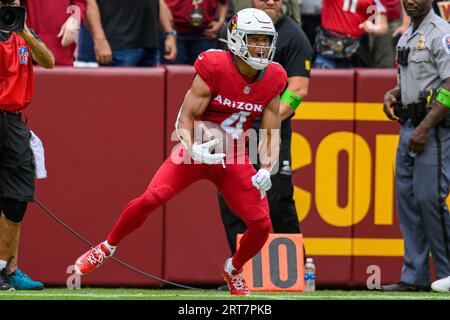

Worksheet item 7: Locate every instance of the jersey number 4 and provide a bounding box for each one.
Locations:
[220,111,251,139]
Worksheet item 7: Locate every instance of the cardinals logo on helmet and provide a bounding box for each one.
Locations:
[228,14,238,32]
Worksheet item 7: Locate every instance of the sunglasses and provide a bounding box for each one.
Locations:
[258,0,281,2]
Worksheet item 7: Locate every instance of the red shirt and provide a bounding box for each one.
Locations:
[22,0,87,66]
[0,33,34,112]
[322,0,387,38]
[194,50,286,149]
[166,0,227,34]
[380,0,401,21]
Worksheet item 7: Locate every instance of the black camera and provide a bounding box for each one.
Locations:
[0,1,26,32]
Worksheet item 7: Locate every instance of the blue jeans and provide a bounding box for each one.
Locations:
[160,31,216,65]
[77,25,96,63]
[77,25,158,67]
[313,53,355,69]
[109,48,158,67]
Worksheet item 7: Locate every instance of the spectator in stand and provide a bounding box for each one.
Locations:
[77,0,176,67]
[160,0,228,65]
[314,0,388,68]
[370,1,411,68]
[22,0,87,66]
[233,0,301,23]
[299,0,323,46]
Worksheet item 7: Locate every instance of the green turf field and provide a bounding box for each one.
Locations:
[0,288,449,300]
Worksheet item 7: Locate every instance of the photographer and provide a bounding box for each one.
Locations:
[0,0,54,291]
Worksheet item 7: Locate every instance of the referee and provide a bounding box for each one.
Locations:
[216,0,312,270]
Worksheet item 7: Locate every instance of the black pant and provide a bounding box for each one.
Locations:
[0,111,34,202]
[218,172,301,255]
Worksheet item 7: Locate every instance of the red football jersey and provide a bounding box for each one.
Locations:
[322,0,387,38]
[165,0,228,34]
[380,0,400,21]
[0,33,34,111]
[23,0,87,66]
[194,50,287,143]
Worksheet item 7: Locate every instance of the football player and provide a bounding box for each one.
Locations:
[73,8,287,296]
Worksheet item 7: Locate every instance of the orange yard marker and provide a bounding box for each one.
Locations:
[236,234,305,292]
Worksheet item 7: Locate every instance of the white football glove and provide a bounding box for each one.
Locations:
[251,168,272,199]
[191,139,225,165]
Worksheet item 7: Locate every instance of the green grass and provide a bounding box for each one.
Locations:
[0,288,449,300]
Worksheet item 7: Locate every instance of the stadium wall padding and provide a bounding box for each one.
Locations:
[18,67,449,287]
[21,68,166,286]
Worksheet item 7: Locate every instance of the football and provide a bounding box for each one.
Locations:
[193,120,228,155]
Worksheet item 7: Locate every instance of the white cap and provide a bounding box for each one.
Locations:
[306,258,313,263]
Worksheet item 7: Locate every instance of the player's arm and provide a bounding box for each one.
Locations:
[409,78,450,153]
[259,95,281,171]
[279,76,309,121]
[176,74,211,152]
[176,74,224,165]
[17,25,55,69]
[251,96,280,198]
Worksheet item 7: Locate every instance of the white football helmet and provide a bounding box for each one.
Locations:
[227,8,278,70]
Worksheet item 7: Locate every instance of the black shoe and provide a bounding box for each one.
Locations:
[0,268,14,291]
[380,281,429,292]
[217,284,229,291]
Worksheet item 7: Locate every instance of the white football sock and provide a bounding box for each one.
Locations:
[225,258,236,275]
[103,240,116,255]
[0,259,6,271]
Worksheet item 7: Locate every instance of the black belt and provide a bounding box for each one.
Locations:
[0,110,22,119]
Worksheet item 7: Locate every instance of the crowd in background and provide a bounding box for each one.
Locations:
[21,0,449,69]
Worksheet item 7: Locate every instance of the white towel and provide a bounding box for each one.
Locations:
[29,130,47,179]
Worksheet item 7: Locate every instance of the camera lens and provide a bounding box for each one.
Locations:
[0,8,16,26]
[0,5,25,32]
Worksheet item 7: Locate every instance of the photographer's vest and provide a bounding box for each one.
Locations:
[0,32,34,112]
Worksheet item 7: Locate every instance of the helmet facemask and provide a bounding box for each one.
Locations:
[239,32,277,70]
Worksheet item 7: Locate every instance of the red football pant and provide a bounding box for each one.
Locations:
[107,146,271,270]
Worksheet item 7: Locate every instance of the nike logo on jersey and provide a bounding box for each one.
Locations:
[213,94,263,112]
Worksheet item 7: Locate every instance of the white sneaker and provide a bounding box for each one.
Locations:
[431,276,450,293]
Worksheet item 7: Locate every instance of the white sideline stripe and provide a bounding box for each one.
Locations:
[1,292,449,300]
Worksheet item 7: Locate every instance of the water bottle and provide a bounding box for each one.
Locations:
[304,258,316,292]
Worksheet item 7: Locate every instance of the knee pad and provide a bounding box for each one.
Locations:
[1,198,28,224]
